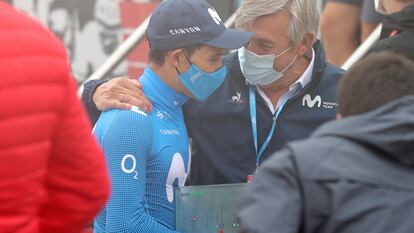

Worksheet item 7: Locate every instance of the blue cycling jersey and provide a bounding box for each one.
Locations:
[93,67,190,233]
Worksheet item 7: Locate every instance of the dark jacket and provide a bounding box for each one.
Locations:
[82,41,344,185]
[368,4,414,61]
[184,41,343,185]
[238,96,414,233]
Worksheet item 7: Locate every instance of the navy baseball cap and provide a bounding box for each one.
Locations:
[147,0,252,51]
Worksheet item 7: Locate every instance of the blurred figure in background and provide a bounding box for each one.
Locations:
[367,0,414,60]
[361,0,384,40]
[238,52,414,233]
[0,2,109,233]
[72,0,128,84]
[321,0,383,66]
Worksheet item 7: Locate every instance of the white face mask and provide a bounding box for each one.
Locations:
[374,0,387,14]
[238,46,297,86]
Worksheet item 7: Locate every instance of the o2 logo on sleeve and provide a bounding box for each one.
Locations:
[121,154,138,179]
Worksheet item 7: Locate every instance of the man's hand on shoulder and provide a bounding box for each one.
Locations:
[93,77,153,112]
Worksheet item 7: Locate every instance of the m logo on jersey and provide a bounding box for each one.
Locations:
[165,146,191,203]
[302,94,322,108]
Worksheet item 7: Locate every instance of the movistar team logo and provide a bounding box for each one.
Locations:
[302,94,339,109]
[302,94,322,108]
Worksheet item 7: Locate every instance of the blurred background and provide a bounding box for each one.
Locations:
[11,0,246,85]
[15,0,381,87]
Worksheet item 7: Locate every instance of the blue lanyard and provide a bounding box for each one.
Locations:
[249,85,287,167]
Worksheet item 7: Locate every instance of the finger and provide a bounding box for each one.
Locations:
[104,78,137,94]
[126,84,145,97]
[128,95,152,113]
[140,97,153,113]
[113,76,130,79]
[121,88,144,100]
[130,79,143,89]
[118,78,141,92]
[117,89,152,112]
[119,94,146,109]
[146,104,153,112]
[105,101,132,111]
[100,88,134,107]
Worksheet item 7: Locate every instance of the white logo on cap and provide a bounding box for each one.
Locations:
[208,8,222,25]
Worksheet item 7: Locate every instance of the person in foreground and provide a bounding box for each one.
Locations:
[237,52,414,233]
[92,0,252,232]
[0,1,110,233]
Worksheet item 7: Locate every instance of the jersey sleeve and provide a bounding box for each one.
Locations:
[95,109,179,233]
[81,79,105,125]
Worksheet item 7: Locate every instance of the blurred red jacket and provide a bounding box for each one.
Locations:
[0,2,110,233]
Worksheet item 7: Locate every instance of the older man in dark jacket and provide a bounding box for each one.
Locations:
[238,52,414,233]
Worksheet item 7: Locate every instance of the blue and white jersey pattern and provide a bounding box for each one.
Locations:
[93,67,190,233]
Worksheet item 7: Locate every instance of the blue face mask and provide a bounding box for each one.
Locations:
[176,55,227,101]
[238,46,297,86]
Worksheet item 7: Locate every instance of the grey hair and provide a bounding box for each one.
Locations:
[235,0,319,45]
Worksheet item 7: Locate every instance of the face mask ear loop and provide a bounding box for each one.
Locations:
[183,51,193,65]
[175,50,192,75]
[280,54,298,74]
[272,44,296,72]
[175,67,181,75]
[275,45,293,59]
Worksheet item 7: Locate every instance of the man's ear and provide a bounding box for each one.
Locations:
[297,32,314,56]
[165,49,183,67]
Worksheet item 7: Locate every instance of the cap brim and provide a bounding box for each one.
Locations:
[204,28,252,50]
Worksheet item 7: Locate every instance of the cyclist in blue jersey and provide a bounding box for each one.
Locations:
[93,0,252,232]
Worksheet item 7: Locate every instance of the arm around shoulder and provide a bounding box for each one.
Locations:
[81,79,107,125]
